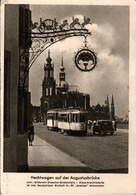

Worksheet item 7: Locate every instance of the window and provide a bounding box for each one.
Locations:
[58,114,68,122]
[48,70,50,78]
[45,70,48,77]
[47,113,53,119]
[50,70,53,78]
[50,87,52,96]
[46,88,48,96]
[54,113,58,120]
[72,114,78,123]
[60,73,65,81]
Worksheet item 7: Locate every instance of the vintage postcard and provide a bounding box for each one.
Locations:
[1,0,136,194]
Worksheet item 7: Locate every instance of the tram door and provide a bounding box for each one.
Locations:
[68,113,70,130]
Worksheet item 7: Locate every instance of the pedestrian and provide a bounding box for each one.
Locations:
[28,123,35,146]
[112,120,117,131]
[114,121,117,131]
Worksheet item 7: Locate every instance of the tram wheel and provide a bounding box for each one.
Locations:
[82,132,87,136]
[61,129,64,134]
[64,130,69,136]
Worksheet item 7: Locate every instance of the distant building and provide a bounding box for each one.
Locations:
[40,51,115,123]
[32,106,41,123]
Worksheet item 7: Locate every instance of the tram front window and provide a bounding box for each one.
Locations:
[47,114,53,119]
[80,114,86,122]
[54,113,58,120]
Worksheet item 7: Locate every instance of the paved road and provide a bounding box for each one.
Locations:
[34,123,128,173]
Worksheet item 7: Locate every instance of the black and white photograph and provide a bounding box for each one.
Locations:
[1,0,136,194]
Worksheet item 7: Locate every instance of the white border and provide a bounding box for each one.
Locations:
[1,0,136,194]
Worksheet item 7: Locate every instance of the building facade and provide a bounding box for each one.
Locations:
[4,4,31,172]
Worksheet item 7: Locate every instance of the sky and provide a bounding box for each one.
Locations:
[29,5,129,118]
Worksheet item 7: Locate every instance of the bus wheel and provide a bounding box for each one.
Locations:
[111,132,114,135]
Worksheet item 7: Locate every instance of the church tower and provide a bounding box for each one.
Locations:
[57,55,69,94]
[111,94,115,120]
[105,95,110,119]
[42,50,56,98]
[40,50,56,124]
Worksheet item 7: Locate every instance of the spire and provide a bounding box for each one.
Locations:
[111,94,115,120]
[106,95,110,119]
[107,95,109,106]
[46,49,52,64]
[48,50,50,57]
[60,54,65,72]
[57,55,69,94]
[111,94,114,105]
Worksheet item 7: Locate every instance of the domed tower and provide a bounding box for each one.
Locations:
[41,50,56,123]
[42,50,56,98]
[57,55,69,94]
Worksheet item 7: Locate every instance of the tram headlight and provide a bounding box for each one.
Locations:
[80,124,84,129]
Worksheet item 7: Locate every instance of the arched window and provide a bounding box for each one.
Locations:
[50,87,52,95]
[45,70,48,77]
[50,70,53,78]
[46,88,48,96]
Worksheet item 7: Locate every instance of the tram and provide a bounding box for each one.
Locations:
[58,108,87,135]
[47,109,60,130]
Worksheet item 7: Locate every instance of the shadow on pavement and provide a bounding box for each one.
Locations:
[28,166,95,173]
[28,166,128,173]
[30,145,47,147]
[95,168,128,173]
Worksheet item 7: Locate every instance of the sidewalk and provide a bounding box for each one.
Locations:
[28,135,94,173]
[116,128,128,133]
